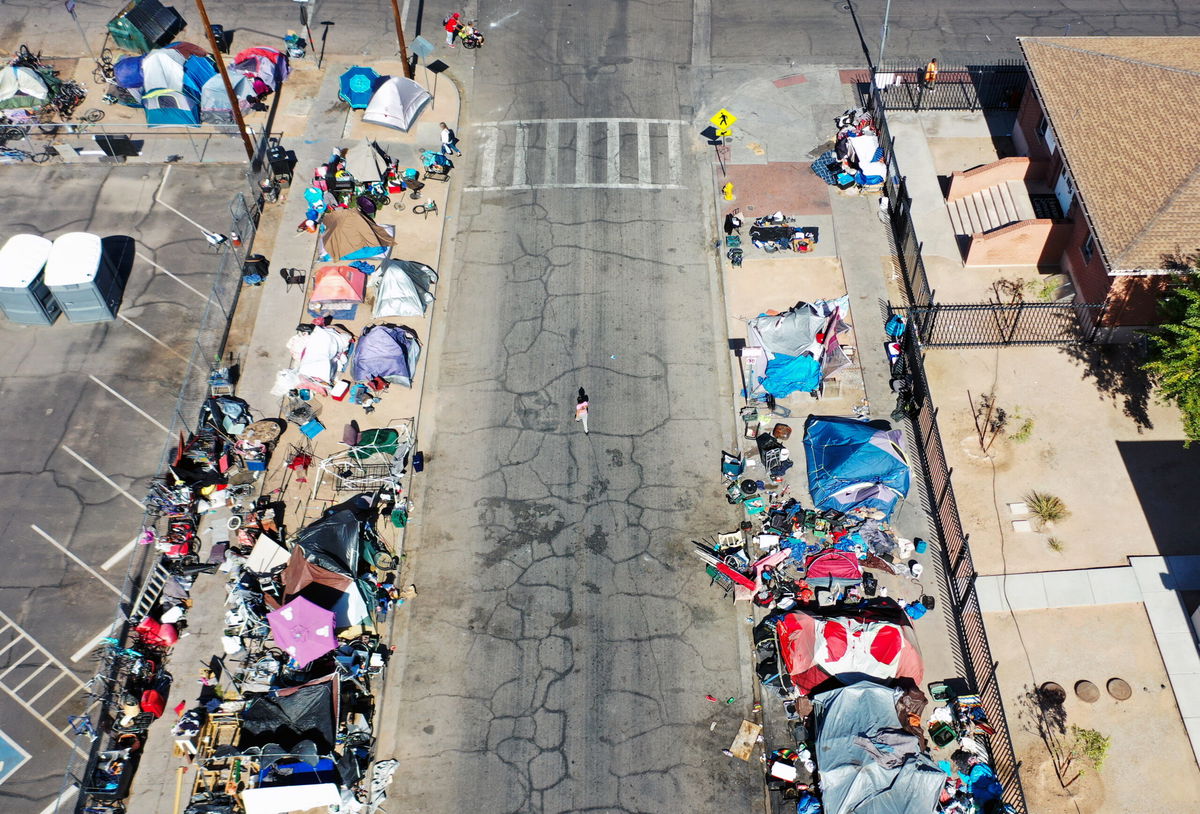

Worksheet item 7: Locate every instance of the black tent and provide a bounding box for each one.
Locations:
[241,674,339,752]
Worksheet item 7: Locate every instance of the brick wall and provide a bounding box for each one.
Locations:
[964,219,1072,266]
[1013,86,1054,171]
[947,157,1049,201]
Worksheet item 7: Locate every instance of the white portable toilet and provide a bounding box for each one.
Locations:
[0,234,61,325]
[45,232,125,323]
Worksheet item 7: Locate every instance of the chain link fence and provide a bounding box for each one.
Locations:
[55,187,261,814]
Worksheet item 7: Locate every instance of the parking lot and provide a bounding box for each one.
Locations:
[0,163,250,813]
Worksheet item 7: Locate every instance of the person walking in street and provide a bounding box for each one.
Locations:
[444,13,462,47]
[923,58,938,90]
[575,387,589,434]
[440,122,462,156]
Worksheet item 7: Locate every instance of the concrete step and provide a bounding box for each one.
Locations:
[947,197,966,234]
[947,181,1039,235]
[1007,179,1037,221]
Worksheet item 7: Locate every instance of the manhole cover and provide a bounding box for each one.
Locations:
[1107,678,1132,701]
[1075,680,1100,702]
[1038,682,1066,705]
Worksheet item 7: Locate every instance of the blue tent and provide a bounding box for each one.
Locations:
[803,415,910,517]
[142,88,200,127]
[339,66,382,109]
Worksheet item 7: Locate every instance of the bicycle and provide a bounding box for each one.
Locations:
[0,146,55,163]
[93,47,115,85]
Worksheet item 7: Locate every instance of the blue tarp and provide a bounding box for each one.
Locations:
[803,415,910,517]
[182,55,217,100]
[760,353,821,398]
[113,56,143,90]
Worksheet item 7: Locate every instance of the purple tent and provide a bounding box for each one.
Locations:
[267,596,337,667]
[351,323,421,387]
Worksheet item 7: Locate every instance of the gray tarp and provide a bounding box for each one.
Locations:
[351,323,421,387]
[747,298,850,358]
[373,259,437,318]
[812,682,947,814]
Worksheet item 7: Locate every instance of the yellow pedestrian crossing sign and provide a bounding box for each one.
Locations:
[710,108,737,129]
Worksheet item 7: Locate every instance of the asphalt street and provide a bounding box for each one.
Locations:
[379,0,767,811]
[0,165,251,813]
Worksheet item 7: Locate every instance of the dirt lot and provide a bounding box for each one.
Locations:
[986,604,1200,814]
[922,345,1194,575]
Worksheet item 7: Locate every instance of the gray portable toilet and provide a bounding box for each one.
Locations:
[0,234,61,325]
[45,232,125,323]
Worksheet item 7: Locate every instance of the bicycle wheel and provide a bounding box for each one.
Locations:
[0,127,23,143]
[31,149,54,164]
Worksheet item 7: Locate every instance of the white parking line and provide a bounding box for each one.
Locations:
[59,445,144,509]
[30,526,123,597]
[101,537,140,571]
[544,120,559,184]
[70,624,118,664]
[153,165,217,234]
[36,785,77,814]
[134,251,208,300]
[478,128,497,187]
[88,375,171,434]
[117,313,191,362]
[667,122,681,185]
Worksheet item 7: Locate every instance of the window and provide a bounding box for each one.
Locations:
[1081,233,1095,263]
[1037,114,1058,154]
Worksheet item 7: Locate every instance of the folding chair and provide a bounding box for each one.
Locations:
[279,268,306,292]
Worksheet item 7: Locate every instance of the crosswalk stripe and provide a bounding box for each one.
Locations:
[479,128,498,187]
[606,121,620,184]
[512,123,528,187]
[545,120,559,184]
[667,122,682,185]
[576,120,588,185]
[638,121,651,184]
[466,118,688,192]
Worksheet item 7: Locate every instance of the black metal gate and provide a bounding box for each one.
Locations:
[873,60,1028,111]
[892,302,1106,346]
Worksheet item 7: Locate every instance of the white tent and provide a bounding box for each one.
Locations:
[140,48,188,93]
[363,77,432,132]
[0,66,49,109]
[373,259,437,318]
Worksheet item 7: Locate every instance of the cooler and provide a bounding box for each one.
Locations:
[0,234,61,325]
[45,233,126,323]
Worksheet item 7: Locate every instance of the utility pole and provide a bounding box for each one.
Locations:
[193,0,254,162]
[388,0,414,79]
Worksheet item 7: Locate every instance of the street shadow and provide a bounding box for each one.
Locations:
[1057,341,1154,431]
[1117,440,1200,557]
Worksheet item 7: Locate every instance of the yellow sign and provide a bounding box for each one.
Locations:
[710,108,737,129]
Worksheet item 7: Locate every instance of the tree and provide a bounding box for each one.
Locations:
[1143,276,1200,445]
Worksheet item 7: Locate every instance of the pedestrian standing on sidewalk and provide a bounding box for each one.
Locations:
[444,13,462,47]
[923,58,938,89]
[440,122,462,156]
[724,208,743,236]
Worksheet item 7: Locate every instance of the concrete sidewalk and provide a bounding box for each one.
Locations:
[122,59,462,813]
[696,62,964,776]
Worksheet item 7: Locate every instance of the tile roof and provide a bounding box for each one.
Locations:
[1018,37,1200,272]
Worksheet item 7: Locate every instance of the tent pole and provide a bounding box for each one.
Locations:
[194,0,255,162]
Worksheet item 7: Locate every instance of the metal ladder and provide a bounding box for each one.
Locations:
[128,560,172,623]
